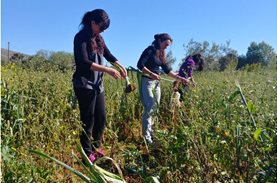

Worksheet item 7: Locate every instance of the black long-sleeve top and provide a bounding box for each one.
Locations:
[73,29,117,93]
[137,45,171,75]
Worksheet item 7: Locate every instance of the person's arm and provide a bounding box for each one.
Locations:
[161,63,189,84]
[137,47,160,80]
[74,34,94,70]
[113,61,127,78]
[141,67,160,80]
[186,59,194,78]
[168,70,189,84]
[74,35,121,79]
[185,59,195,86]
[103,44,127,78]
[178,62,188,78]
[187,77,196,86]
[90,63,121,79]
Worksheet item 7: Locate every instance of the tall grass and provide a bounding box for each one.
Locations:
[1,63,276,182]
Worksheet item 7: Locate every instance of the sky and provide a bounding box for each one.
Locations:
[1,0,277,69]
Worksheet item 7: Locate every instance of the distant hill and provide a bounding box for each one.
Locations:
[1,48,30,63]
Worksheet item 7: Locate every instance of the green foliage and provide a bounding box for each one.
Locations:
[182,39,238,70]
[10,53,25,63]
[1,63,81,182]
[183,40,277,71]
[22,54,51,70]
[165,50,176,69]
[238,41,277,69]
[12,49,75,72]
[246,41,276,66]
[29,144,126,183]
[49,51,74,71]
[1,63,277,182]
[219,53,238,71]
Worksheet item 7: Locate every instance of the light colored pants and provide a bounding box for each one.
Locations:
[141,77,161,143]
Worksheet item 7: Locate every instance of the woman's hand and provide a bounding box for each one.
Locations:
[149,72,161,80]
[118,66,127,78]
[142,67,160,80]
[178,76,190,85]
[114,61,127,78]
[188,77,196,87]
[107,67,121,79]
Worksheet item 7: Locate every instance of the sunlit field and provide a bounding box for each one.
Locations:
[1,63,276,182]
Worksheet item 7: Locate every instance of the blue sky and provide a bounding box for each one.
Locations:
[2,0,277,69]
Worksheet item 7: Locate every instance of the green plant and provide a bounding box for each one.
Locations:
[29,144,126,183]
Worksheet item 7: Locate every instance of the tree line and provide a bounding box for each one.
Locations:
[2,40,277,72]
[180,39,277,71]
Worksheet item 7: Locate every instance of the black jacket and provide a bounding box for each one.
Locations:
[137,45,171,75]
[73,29,117,93]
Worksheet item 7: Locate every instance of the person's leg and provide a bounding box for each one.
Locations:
[151,81,161,138]
[141,78,158,144]
[92,92,106,150]
[74,88,97,156]
[153,80,161,105]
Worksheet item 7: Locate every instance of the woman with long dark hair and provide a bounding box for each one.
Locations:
[176,53,205,101]
[73,9,127,162]
[137,33,189,144]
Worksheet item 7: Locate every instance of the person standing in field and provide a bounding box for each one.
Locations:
[176,53,205,102]
[137,33,189,144]
[73,9,127,163]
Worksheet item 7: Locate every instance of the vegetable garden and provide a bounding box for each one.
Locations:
[1,63,276,182]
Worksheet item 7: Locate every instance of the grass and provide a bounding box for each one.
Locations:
[1,63,276,182]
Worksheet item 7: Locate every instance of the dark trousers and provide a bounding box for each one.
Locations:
[74,88,106,156]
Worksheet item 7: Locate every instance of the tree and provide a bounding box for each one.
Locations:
[182,39,238,70]
[10,53,24,63]
[246,41,276,67]
[237,55,248,69]
[183,39,209,55]
[49,51,74,71]
[219,53,238,71]
[36,49,52,60]
[22,55,50,71]
[166,50,176,69]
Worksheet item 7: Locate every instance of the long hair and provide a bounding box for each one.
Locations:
[192,53,205,71]
[80,9,110,30]
[152,33,172,64]
[184,53,205,71]
[79,9,110,55]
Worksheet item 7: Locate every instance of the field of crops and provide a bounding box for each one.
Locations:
[1,63,276,182]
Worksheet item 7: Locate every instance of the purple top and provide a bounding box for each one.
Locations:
[178,56,195,78]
